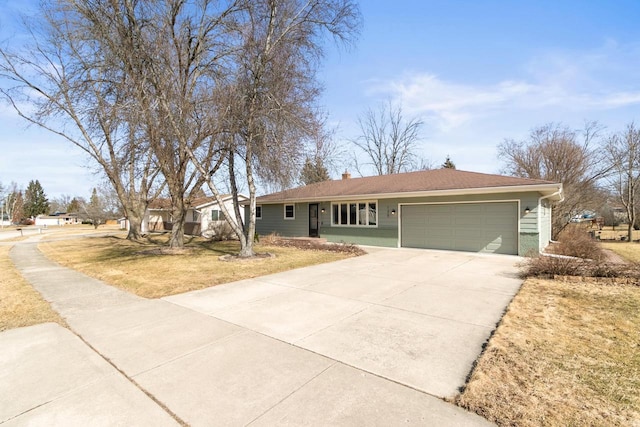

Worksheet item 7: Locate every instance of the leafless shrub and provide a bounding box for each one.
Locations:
[260,234,365,255]
[523,255,640,279]
[523,256,585,278]
[207,221,236,242]
[555,225,605,260]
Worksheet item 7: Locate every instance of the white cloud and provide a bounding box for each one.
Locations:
[367,42,640,133]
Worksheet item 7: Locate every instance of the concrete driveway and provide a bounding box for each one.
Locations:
[4,240,521,426]
[166,247,522,399]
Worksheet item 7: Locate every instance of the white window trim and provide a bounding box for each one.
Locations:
[331,200,378,228]
[256,205,262,220]
[211,209,224,222]
[284,204,295,220]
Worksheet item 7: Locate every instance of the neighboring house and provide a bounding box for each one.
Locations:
[249,169,563,256]
[34,213,79,226]
[135,194,247,236]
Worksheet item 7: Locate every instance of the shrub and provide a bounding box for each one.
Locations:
[523,255,585,278]
[555,225,605,261]
[259,234,366,255]
[206,221,236,241]
[523,255,640,279]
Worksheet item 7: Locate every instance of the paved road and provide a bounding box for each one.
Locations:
[2,236,522,425]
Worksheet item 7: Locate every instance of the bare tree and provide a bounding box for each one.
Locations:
[80,188,107,229]
[187,0,361,257]
[300,122,340,185]
[49,194,72,214]
[0,1,162,240]
[604,122,640,241]
[351,101,424,175]
[4,184,24,224]
[498,122,608,238]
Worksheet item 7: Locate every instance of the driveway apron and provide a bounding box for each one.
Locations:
[4,237,512,426]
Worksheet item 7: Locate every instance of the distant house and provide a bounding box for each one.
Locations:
[123,194,247,237]
[34,213,79,226]
[249,169,563,256]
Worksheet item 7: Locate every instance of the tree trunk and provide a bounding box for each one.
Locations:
[169,202,186,248]
[127,216,143,240]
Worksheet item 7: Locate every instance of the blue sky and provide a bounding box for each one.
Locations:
[2,1,640,198]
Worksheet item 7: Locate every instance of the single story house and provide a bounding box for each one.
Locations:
[34,213,79,226]
[250,169,563,256]
[125,194,247,236]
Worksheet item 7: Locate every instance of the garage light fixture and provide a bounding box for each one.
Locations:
[391,209,396,215]
[524,207,531,214]
[321,208,325,213]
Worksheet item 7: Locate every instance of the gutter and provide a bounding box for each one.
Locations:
[537,186,564,251]
[256,183,563,205]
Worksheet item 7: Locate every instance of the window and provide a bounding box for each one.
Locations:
[284,204,295,220]
[256,205,262,220]
[211,209,225,221]
[331,201,378,227]
[192,210,200,222]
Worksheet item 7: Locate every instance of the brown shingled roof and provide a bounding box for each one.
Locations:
[257,169,561,203]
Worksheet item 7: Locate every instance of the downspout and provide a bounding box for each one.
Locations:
[538,188,564,251]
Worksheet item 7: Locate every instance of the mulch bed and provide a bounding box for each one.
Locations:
[261,237,366,255]
[218,253,275,262]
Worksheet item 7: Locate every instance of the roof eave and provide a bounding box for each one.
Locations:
[194,194,248,209]
[256,183,564,204]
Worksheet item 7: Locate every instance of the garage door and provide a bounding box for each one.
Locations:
[401,202,518,255]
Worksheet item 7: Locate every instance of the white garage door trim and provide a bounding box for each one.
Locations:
[397,200,520,254]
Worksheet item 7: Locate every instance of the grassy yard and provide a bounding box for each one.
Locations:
[39,235,358,298]
[0,245,64,331]
[596,225,640,241]
[456,277,640,426]
[601,241,640,263]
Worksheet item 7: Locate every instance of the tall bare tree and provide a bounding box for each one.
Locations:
[498,122,607,238]
[351,101,424,176]
[187,0,361,257]
[604,122,640,241]
[0,1,162,239]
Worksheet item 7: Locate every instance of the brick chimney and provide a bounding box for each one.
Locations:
[342,171,351,180]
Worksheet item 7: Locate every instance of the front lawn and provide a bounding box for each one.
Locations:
[0,245,64,331]
[456,277,640,426]
[601,241,640,263]
[39,235,360,298]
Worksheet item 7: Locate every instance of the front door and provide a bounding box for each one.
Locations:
[309,203,319,237]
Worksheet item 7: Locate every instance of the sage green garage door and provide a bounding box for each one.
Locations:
[401,202,518,255]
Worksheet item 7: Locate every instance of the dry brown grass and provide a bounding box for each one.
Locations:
[0,245,64,331]
[39,235,358,298]
[456,277,640,426]
[39,224,123,239]
[597,225,640,241]
[601,242,640,264]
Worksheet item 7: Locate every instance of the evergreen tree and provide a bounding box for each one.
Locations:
[67,197,81,213]
[23,180,49,217]
[83,188,106,228]
[300,157,330,185]
[442,155,456,169]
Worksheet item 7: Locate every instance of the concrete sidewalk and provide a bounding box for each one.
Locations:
[3,238,503,425]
